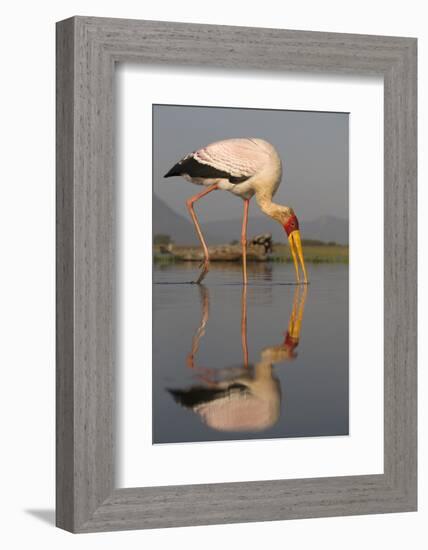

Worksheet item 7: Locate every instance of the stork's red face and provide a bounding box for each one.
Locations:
[283,331,299,359]
[284,214,299,237]
[283,214,308,284]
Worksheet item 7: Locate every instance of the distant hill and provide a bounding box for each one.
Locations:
[298,215,349,245]
[204,215,349,245]
[153,195,200,245]
[153,195,348,245]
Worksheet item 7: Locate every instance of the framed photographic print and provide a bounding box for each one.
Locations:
[56,16,417,532]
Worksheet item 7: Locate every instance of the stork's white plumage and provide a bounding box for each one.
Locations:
[164,138,308,285]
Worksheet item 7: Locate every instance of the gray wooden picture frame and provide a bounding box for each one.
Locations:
[56,16,417,533]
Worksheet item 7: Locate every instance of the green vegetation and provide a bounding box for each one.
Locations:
[270,243,348,264]
[299,239,339,246]
[153,254,179,264]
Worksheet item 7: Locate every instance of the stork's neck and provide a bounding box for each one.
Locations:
[255,192,292,223]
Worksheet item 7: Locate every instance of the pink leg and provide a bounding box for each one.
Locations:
[186,285,209,369]
[186,184,218,284]
[241,285,249,368]
[241,199,250,285]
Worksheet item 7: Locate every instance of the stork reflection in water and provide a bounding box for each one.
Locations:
[168,285,308,433]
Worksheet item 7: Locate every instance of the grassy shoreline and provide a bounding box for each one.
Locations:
[154,243,348,264]
[269,244,348,263]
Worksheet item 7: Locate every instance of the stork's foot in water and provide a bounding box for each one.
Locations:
[193,260,210,284]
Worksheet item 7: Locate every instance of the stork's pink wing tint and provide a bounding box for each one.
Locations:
[193,138,270,179]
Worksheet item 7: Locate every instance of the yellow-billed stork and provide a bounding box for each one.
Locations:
[164,137,308,285]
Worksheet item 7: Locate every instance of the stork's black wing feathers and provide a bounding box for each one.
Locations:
[164,156,249,184]
[168,383,249,409]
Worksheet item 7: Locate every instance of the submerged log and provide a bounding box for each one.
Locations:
[160,234,273,262]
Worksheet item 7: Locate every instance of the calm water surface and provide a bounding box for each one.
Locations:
[153,262,348,444]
